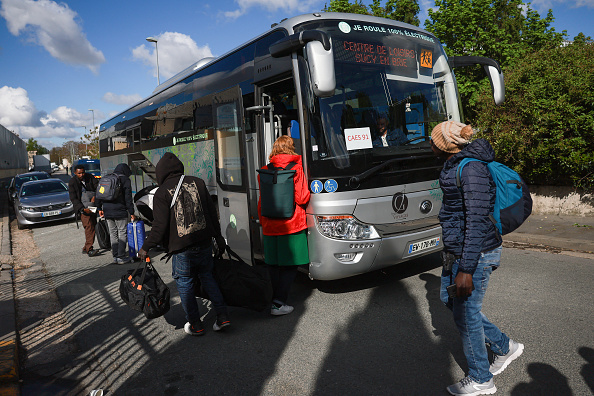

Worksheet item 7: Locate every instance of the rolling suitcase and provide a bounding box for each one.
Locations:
[96,217,110,250]
[127,220,145,259]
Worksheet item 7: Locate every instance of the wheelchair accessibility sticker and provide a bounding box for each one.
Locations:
[311,180,323,194]
[324,179,338,193]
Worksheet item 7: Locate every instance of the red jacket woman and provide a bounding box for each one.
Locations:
[258,154,310,236]
[257,136,310,315]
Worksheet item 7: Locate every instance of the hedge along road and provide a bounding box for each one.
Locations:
[11,217,594,395]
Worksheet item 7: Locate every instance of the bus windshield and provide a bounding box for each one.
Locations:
[296,20,459,187]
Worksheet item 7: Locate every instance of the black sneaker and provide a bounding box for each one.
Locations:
[213,313,231,331]
[87,249,98,257]
[184,320,205,336]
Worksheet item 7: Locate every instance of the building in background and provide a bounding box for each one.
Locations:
[0,124,28,179]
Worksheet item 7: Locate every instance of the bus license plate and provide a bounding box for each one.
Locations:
[408,237,440,254]
[42,210,61,217]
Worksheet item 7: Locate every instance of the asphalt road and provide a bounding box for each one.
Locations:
[12,217,594,396]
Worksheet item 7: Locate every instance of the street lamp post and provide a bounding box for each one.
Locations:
[79,126,87,156]
[146,36,160,85]
[88,109,96,158]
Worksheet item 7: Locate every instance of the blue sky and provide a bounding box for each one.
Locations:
[0,0,592,150]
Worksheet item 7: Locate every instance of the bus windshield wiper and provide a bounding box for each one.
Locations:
[349,154,436,188]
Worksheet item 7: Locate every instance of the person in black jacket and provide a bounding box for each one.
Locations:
[68,164,99,257]
[97,163,135,264]
[138,152,229,336]
[431,121,524,395]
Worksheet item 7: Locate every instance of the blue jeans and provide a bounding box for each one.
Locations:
[172,244,227,324]
[106,218,128,259]
[440,246,510,383]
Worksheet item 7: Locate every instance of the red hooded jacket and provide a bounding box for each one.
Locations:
[258,154,310,236]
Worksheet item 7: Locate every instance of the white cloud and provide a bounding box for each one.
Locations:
[529,0,594,12]
[223,0,321,19]
[0,0,105,73]
[0,85,95,144]
[0,86,42,127]
[132,32,214,80]
[102,92,143,106]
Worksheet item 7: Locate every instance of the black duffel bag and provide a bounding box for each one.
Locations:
[195,246,272,312]
[120,258,170,319]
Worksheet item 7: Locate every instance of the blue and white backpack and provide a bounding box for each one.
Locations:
[456,158,532,235]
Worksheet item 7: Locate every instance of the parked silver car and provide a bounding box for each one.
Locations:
[14,179,75,229]
[7,171,51,204]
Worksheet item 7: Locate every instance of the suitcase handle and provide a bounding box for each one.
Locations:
[217,245,247,265]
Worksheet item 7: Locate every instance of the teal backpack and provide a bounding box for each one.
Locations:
[456,158,532,235]
[257,162,297,219]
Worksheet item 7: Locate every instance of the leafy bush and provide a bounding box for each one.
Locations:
[473,42,594,191]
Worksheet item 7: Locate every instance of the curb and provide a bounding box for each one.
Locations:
[0,193,19,396]
[504,233,594,255]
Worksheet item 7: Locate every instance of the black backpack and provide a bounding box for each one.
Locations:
[96,173,122,201]
[257,161,297,219]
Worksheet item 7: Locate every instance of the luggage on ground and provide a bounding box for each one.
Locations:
[195,246,272,312]
[96,216,110,249]
[127,220,146,258]
[456,158,533,235]
[119,258,170,319]
[257,162,297,219]
[96,173,122,201]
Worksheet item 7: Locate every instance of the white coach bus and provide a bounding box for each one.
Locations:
[99,12,504,280]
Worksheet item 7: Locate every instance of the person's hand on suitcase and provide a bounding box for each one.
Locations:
[216,235,226,254]
[138,248,148,262]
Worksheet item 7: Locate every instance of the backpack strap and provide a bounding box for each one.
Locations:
[265,161,298,184]
[455,158,484,188]
[455,158,498,230]
[170,175,185,209]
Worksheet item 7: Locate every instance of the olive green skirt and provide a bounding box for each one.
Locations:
[263,229,310,266]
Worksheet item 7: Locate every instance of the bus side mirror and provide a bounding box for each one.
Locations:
[269,30,336,98]
[306,40,336,98]
[448,56,505,105]
[484,65,504,106]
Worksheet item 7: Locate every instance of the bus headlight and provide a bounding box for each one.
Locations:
[316,215,380,240]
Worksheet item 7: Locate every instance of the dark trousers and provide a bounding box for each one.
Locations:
[80,213,96,252]
[268,265,298,305]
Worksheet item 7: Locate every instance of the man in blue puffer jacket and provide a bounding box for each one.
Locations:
[431,121,524,396]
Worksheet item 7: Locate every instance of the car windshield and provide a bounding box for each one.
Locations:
[82,163,101,172]
[15,174,49,189]
[20,181,68,197]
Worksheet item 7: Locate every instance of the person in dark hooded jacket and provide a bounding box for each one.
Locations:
[431,121,524,395]
[97,163,135,264]
[138,152,229,336]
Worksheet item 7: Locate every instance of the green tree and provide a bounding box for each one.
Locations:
[324,0,420,26]
[80,126,99,158]
[26,138,49,155]
[473,41,594,190]
[424,0,565,121]
[324,0,369,14]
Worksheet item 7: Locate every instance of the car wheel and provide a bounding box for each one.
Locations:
[17,222,26,230]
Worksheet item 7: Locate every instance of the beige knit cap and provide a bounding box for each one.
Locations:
[431,121,474,153]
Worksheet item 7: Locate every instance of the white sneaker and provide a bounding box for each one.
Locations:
[490,339,524,375]
[270,304,294,316]
[447,377,496,395]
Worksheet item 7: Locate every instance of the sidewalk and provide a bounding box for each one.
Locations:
[503,214,594,253]
[0,184,19,395]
